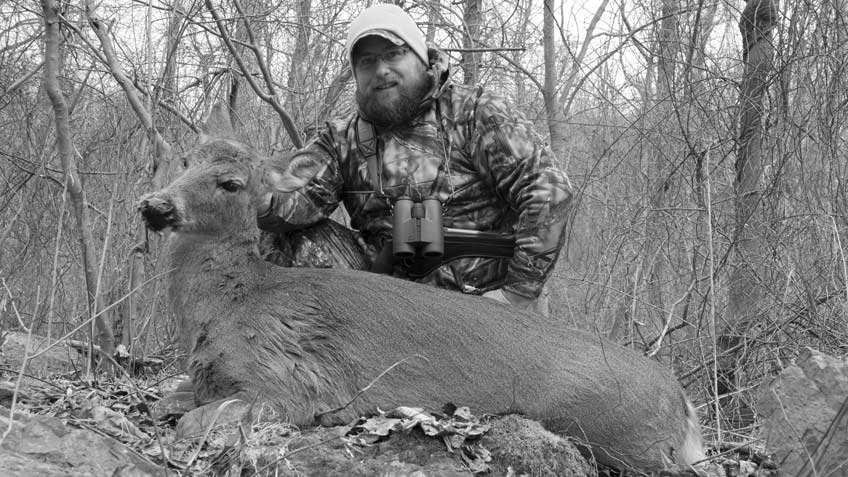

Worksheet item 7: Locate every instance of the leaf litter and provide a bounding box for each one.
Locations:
[2,370,502,475]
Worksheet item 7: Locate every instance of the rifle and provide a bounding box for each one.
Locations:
[370,227,516,278]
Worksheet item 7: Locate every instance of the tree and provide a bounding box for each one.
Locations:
[720,0,779,420]
[461,0,482,85]
[41,0,115,364]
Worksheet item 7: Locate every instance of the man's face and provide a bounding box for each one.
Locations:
[352,35,430,129]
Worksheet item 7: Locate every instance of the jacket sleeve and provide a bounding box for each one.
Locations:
[471,92,574,299]
[257,122,346,233]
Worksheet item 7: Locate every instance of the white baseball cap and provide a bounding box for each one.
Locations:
[346,4,428,70]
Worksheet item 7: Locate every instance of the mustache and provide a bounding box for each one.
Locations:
[372,79,398,88]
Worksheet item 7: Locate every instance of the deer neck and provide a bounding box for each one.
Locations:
[166,231,263,326]
[168,231,259,268]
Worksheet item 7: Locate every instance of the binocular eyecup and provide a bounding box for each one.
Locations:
[392,196,443,258]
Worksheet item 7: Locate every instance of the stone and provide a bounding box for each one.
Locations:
[756,348,848,476]
[0,407,165,476]
[0,331,80,378]
[482,414,593,476]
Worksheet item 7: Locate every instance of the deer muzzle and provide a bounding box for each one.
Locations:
[139,194,179,232]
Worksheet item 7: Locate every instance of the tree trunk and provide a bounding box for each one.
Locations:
[462,0,482,85]
[725,0,778,347]
[41,0,116,361]
[640,0,680,343]
[721,0,778,416]
[228,0,263,123]
[158,0,185,107]
[286,0,311,127]
[425,1,439,44]
[542,0,567,159]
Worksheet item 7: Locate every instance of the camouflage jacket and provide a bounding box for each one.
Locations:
[259,62,573,299]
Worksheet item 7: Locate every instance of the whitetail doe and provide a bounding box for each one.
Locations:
[139,118,705,473]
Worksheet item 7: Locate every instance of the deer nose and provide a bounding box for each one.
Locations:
[139,196,174,215]
[139,195,178,231]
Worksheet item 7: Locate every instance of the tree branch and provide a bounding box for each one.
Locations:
[205,0,303,148]
[84,3,173,186]
[2,61,44,96]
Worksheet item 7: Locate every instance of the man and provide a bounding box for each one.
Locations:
[259,4,572,312]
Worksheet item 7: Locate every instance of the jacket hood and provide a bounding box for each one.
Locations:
[425,46,451,99]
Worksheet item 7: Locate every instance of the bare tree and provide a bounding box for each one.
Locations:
[41,0,115,361]
[287,0,312,126]
[205,0,303,148]
[720,0,779,415]
[542,0,563,158]
[461,0,482,85]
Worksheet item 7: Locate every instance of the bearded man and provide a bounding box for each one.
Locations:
[259,4,573,314]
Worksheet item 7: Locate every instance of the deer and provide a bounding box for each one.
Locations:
[138,109,705,474]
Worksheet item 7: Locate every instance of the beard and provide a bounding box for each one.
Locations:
[356,74,433,129]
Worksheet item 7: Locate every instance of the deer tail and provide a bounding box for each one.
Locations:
[678,396,706,466]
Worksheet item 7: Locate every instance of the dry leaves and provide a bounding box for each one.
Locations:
[345,405,493,473]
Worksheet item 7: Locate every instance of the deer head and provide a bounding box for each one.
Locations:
[138,104,296,241]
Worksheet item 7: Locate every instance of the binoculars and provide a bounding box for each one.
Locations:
[392,196,443,258]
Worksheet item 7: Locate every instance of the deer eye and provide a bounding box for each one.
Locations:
[219,179,244,192]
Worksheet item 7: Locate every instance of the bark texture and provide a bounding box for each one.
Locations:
[42,0,116,358]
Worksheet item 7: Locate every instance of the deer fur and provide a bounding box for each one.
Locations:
[139,120,705,473]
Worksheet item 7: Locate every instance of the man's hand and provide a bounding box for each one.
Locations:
[483,288,535,310]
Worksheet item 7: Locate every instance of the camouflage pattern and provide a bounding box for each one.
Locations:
[260,53,573,299]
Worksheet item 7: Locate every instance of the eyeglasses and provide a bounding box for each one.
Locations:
[354,45,411,71]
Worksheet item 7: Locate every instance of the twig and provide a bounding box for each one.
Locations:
[0,366,65,392]
[82,3,173,185]
[313,355,429,422]
[704,145,721,443]
[831,216,848,307]
[248,432,348,477]
[0,283,39,447]
[2,61,44,96]
[90,350,179,471]
[204,0,302,148]
[2,279,31,332]
[443,47,525,52]
[184,398,245,468]
[646,279,697,357]
[69,418,166,470]
[88,181,116,375]
[46,174,69,343]
[691,437,763,465]
[27,269,174,360]
[799,393,848,476]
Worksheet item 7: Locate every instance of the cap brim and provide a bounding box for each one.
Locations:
[351,29,405,50]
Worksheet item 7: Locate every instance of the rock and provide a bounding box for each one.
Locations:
[175,397,254,439]
[0,407,164,476]
[482,414,593,476]
[0,381,31,408]
[756,348,848,475]
[0,331,80,378]
[150,374,195,420]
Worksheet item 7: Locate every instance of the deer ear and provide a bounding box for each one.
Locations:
[200,103,236,141]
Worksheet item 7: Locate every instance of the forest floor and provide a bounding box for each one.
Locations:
[0,331,778,476]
